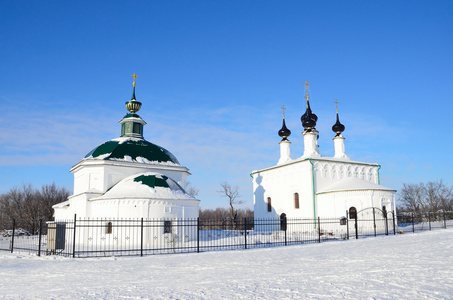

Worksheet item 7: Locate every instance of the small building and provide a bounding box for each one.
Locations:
[53,75,199,240]
[251,81,396,225]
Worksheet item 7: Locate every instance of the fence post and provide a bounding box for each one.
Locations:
[284,218,287,246]
[384,212,388,236]
[443,211,447,229]
[38,219,43,257]
[197,218,200,253]
[318,217,321,243]
[72,214,77,258]
[244,218,247,249]
[392,213,396,235]
[346,210,349,240]
[373,207,377,237]
[354,215,358,239]
[428,212,431,231]
[140,218,144,257]
[412,212,415,233]
[346,218,349,240]
[10,219,16,253]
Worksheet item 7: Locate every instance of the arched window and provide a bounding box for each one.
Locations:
[349,207,357,219]
[106,222,113,234]
[267,197,272,212]
[294,193,299,209]
[280,213,287,231]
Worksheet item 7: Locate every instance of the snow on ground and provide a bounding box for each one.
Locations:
[1,229,452,299]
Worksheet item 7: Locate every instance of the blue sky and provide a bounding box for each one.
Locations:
[1,0,452,209]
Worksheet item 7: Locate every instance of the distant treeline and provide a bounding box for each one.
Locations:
[0,183,69,234]
[398,180,453,213]
[199,207,254,220]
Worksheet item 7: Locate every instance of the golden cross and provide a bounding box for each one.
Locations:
[303,80,310,105]
[334,99,339,112]
[302,80,311,91]
[131,73,138,86]
[281,105,286,119]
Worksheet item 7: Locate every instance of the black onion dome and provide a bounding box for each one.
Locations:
[332,112,345,136]
[300,106,318,123]
[301,103,318,131]
[278,119,291,141]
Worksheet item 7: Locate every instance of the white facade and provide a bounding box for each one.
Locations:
[252,91,396,224]
[252,157,396,221]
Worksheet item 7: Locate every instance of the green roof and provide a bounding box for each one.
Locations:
[84,138,180,164]
[133,174,169,188]
[123,113,141,119]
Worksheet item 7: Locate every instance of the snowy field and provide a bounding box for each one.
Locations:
[1,229,452,299]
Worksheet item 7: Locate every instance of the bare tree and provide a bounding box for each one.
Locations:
[425,180,453,212]
[38,183,70,221]
[185,181,199,197]
[398,183,425,212]
[218,182,243,220]
[398,180,453,213]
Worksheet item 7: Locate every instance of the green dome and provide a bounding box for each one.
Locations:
[84,137,180,165]
[97,172,195,200]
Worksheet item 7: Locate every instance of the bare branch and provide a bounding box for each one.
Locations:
[217,182,243,220]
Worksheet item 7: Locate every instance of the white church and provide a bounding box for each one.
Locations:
[53,74,200,222]
[251,81,396,223]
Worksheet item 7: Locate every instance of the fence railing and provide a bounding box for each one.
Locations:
[1,210,452,258]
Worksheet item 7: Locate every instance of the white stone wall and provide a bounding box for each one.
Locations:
[72,161,189,196]
[316,189,396,218]
[313,160,379,192]
[88,198,200,220]
[253,160,314,220]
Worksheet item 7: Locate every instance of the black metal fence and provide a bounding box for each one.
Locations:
[1,210,452,258]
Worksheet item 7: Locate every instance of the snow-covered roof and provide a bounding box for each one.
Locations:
[83,137,180,166]
[52,200,70,209]
[91,172,197,201]
[317,177,396,194]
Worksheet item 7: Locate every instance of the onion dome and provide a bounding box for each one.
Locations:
[96,172,195,200]
[278,119,291,141]
[300,80,318,131]
[278,105,291,141]
[332,100,345,136]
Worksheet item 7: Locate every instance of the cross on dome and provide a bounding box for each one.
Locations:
[332,99,345,136]
[278,104,291,141]
[281,105,286,119]
[126,73,142,113]
[303,80,311,105]
[131,73,138,86]
[300,80,318,131]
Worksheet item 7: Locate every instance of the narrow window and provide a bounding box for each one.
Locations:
[349,207,357,219]
[106,222,113,234]
[164,220,172,234]
[267,197,272,212]
[294,193,300,209]
[133,123,141,134]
